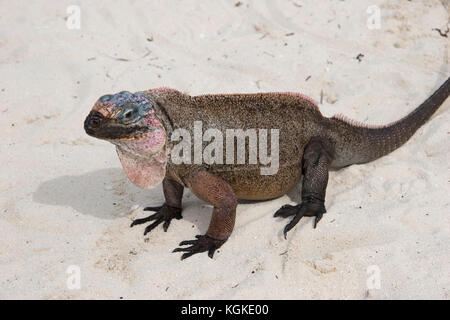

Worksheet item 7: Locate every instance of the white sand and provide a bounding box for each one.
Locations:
[0,0,449,299]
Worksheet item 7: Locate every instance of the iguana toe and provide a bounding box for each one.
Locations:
[274,204,300,218]
[281,202,326,239]
[143,205,164,212]
[172,235,226,260]
[130,204,182,235]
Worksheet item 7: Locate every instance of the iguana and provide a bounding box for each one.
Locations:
[84,78,449,260]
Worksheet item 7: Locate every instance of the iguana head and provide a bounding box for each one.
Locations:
[84,91,167,189]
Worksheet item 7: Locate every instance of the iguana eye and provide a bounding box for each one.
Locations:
[123,109,134,119]
[119,106,140,123]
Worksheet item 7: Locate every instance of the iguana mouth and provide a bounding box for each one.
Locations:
[84,110,149,140]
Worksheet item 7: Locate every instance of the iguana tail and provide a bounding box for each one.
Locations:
[329,77,449,168]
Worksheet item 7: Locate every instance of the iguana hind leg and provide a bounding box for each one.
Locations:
[130,178,184,235]
[173,170,237,260]
[274,137,333,238]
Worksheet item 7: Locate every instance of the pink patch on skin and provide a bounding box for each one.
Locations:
[127,129,166,154]
[114,113,168,190]
[116,129,167,189]
[92,102,117,117]
[144,110,161,128]
[116,148,166,189]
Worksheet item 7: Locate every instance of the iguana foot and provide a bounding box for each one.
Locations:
[273,204,299,218]
[274,202,326,239]
[172,235,226,260]
[130,204,182,235]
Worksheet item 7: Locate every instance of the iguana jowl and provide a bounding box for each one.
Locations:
[84,78,449,260]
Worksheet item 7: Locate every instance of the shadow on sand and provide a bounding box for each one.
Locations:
[32,168,213,233]
[33,168,161,220]
[33,167,302,235]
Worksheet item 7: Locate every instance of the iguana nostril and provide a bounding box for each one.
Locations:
[85,111,104,130]
[89,116,102,127]
[90,118,100,126]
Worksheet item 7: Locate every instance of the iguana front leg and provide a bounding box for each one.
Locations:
[173,171,237,260]
[130,178,184,235]
[274,137,333,238]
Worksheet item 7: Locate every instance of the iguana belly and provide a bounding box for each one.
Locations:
[168,148,305,201]
[209,164,302,200]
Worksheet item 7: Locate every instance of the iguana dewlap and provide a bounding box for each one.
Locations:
[84,79,449,260]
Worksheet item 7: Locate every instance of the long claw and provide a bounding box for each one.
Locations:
[130,213,158,227]
[172,235,226,260]
[130,218,147,228]
[179,240,197,246]
[208,248,216,259]
[172,246,194,253]
[144,218,163,235]
[163,220,171,232]
[314,212,324,229]
[143,205,164,212]
[278,201,326,238]
[283,212,304,239]
[274,204,299,218]
[132,204,182,235]
[181,252,196,260]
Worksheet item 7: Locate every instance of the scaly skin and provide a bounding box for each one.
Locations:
[84,78,449,259]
